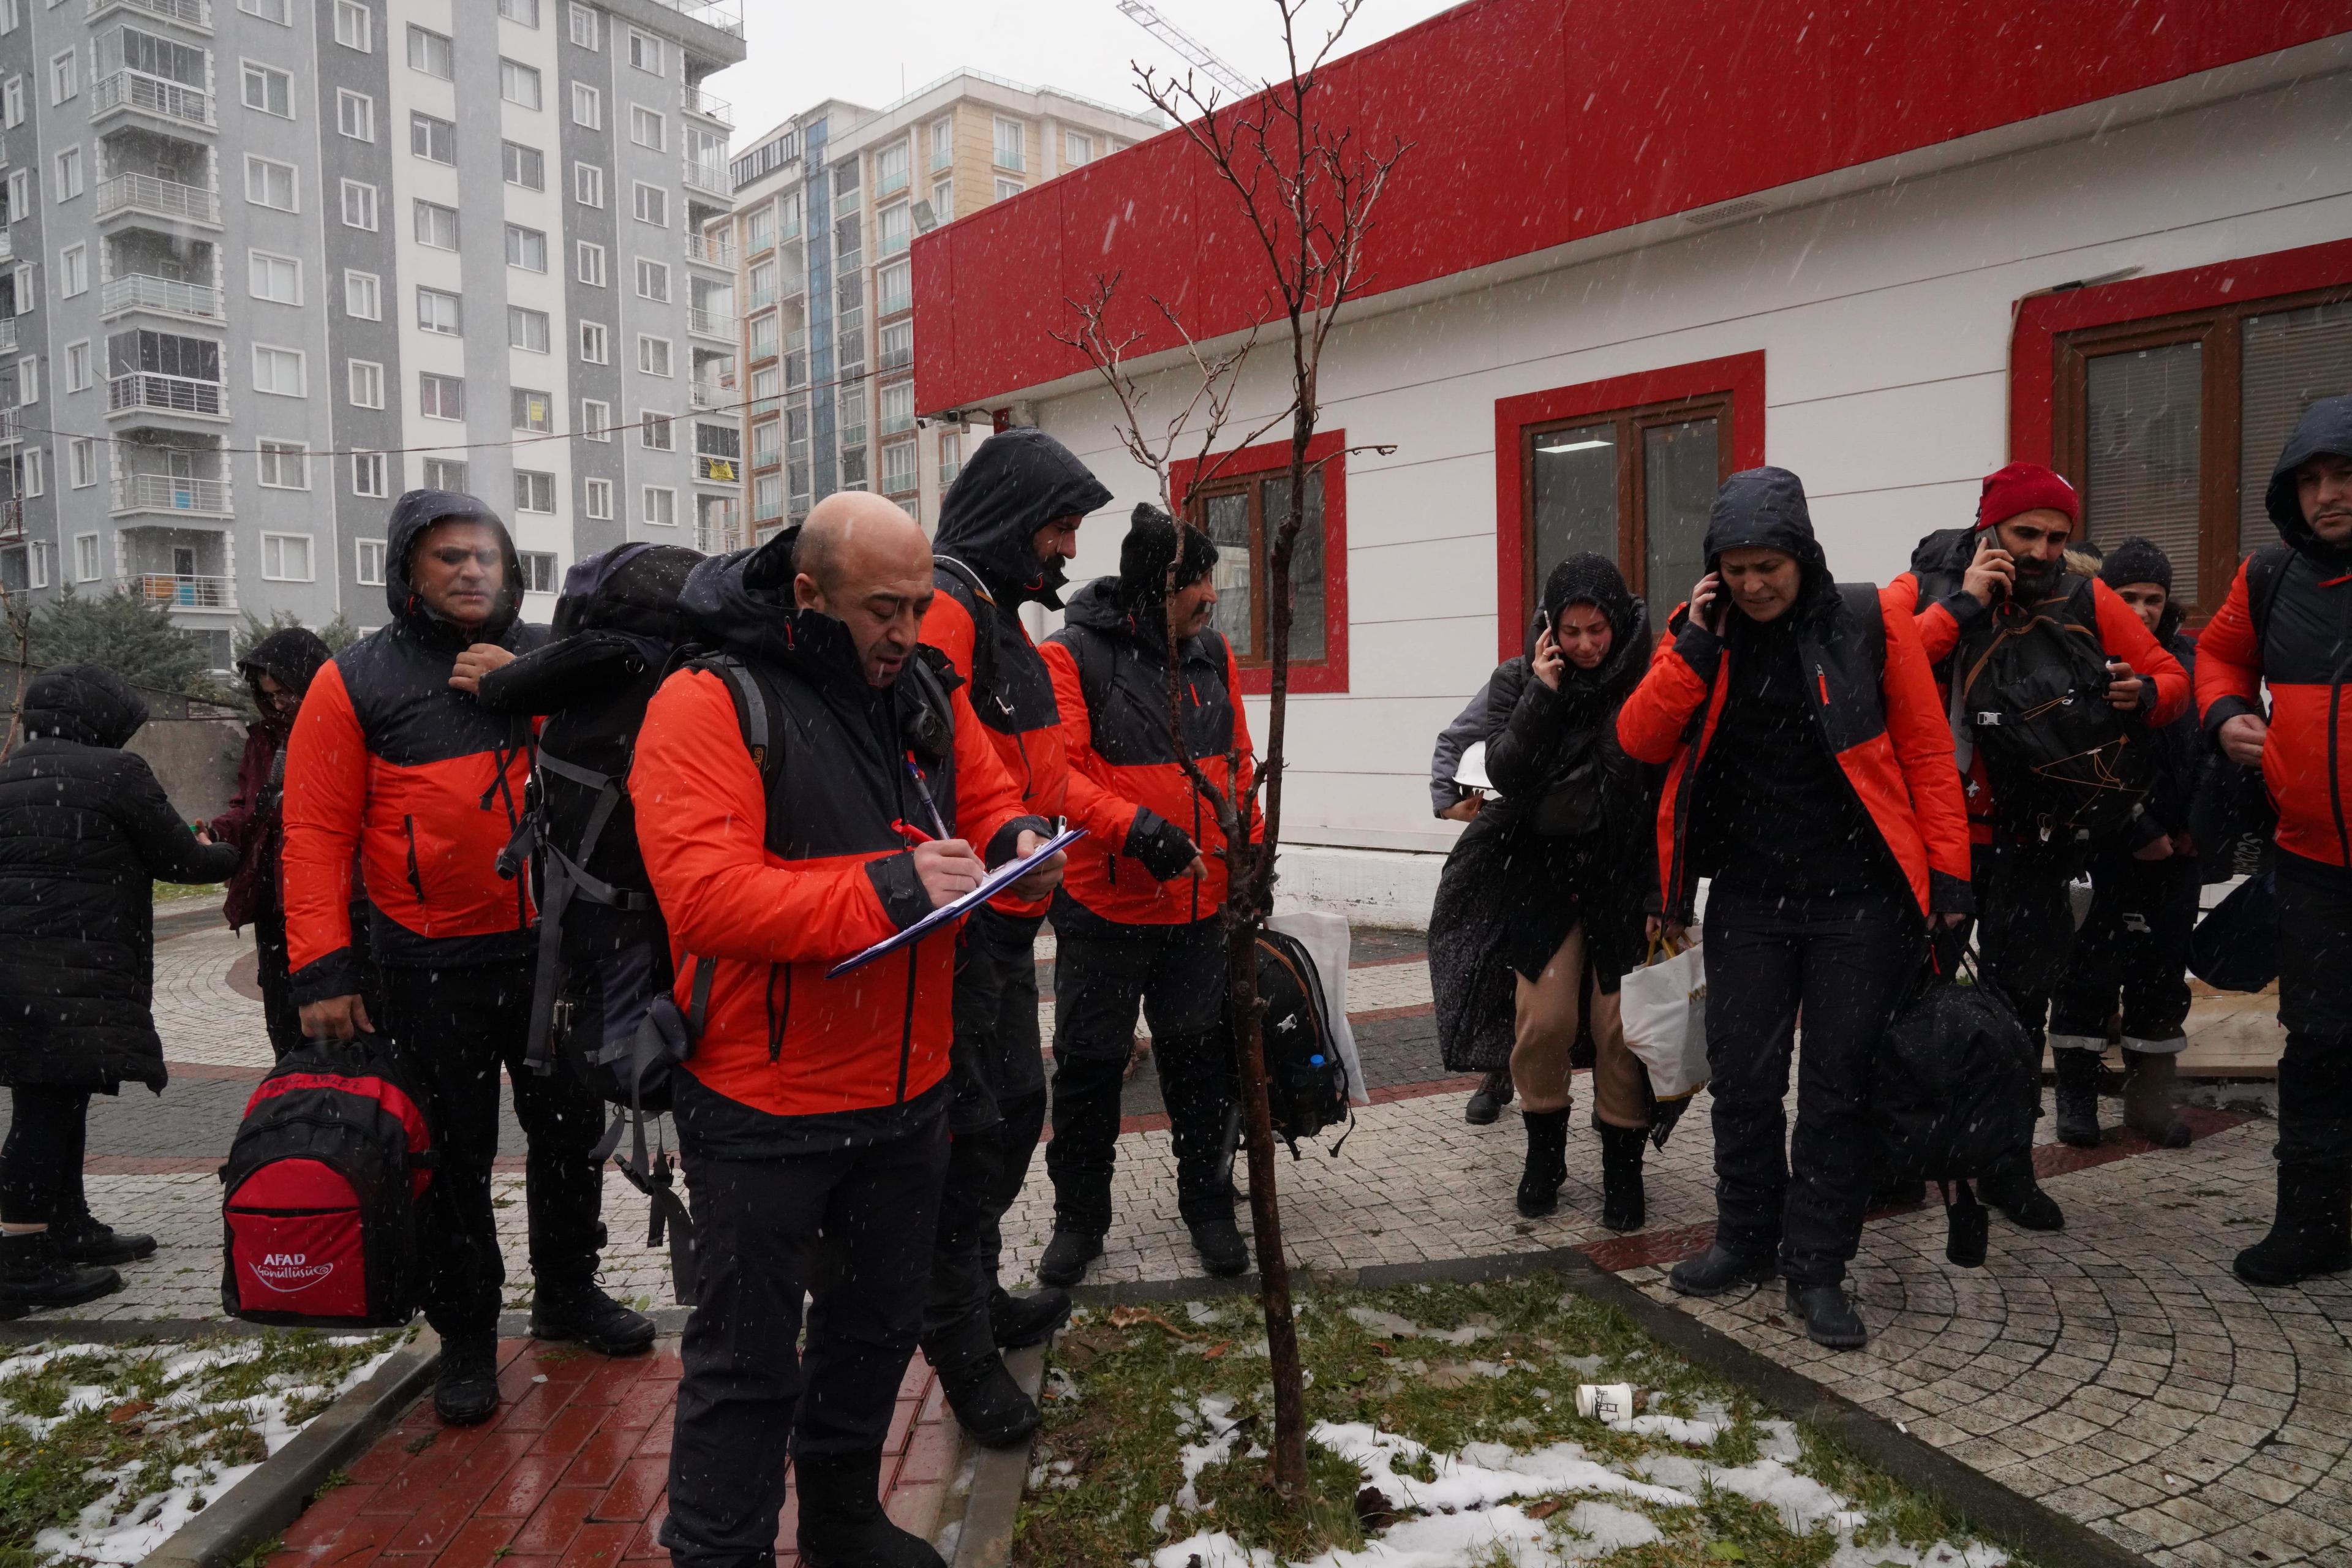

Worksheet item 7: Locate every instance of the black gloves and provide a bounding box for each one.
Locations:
[1124,808,1201,881]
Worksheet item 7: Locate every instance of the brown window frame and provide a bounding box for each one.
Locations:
[1185,466,1325,672]
[2052,279,2352,617]
[1518,391,1735,609]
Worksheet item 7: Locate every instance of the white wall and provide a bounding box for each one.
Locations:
[1006,70,2352,926]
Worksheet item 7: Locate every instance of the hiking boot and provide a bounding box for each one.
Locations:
[49,1208,157,1266]
[1035,1229,1102,1288]
[796,1449,946,1568]
[1598,1123,1646,1232]
[1667,1245,1776,1298]
[2120,1048,2192,1148]
[0,1231,122,1314]
[1980,1160,2065,1232]
[989,1286,1071,1351]
[1464,1069,1514,1126]
[432,1334,500,1426]
[2053,1047,2103,1149]
[1515,1109,1570,1218]
[937,1354,1041,1449]
[529,1278,656,1355]
[2235,1163,2352,1289]
[1188,1215,1250,1278]
[1785,1282,1866,1349]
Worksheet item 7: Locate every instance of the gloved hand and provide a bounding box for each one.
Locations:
[1124,808,1202,881]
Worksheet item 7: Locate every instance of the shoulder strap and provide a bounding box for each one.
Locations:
[933,554,1003,698]
[1838,582,1886,686]
[2245,545,2292,650]
[696,653,784,794]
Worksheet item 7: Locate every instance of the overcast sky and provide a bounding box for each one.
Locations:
[703,0,1464,151]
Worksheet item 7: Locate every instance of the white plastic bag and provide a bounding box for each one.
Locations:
[1619,936,1709,1100]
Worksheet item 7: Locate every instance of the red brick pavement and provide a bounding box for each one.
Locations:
[266,1340,957,1568]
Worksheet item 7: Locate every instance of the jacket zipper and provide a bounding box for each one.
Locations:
[766,962,791,1063]
[402,815,424,902]
[897,945,919,1103]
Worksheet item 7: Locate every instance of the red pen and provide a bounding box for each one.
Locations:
[891,818,933,847]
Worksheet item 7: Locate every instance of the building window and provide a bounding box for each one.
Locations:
[994,177,1023,202]
[1177,433,1351,686]
[2051,279,2352,614]
[750,313,778,361]
[413,200,459,249]
[423,457,469,492]
[499,0,540,25]
[641,412,673,450]
[337,89,374,141]
[506,225,548,272]
[571,82,600,129]
[635,260,671,303]
[510,306,551,353]
[242,62,293,118]
[503,141,545,190]
[410,111,455,164]
[1518,391,1728,609]
[339,179,378,230]
[1064,130,1094,167]
[573,162,604,207]
[420,372,464,420]
[70,442,95,491]
[512,387,552,432]
[500,59,542,110]
[348,359,384,408]
[407,24,454,79]
[260,532,314,581]
[581,398,612,440]
[637,335,673,377]
[417,287,461,336]
[878,203,910,258]
[630,105,665,151]
[58,244,87,297]
[930,116,953,172]
[252,345,305,397]
[882,439,916,495]
[628,28,662,74]
[65,341,90,393]
[992,116,1023,170]
[344,269,381,320]
[568,2,598,48]
[881,380,914,435]
[48,49,74,105]
[53,145,81,201]
[579,321,609,363]
[747,203,775,254]
[876,140,909,197]
[248,251,301,305]
[353,459,388,503]
[577,242,608,287]
[246,156,298,211]
[632,183,668,227]
[239,0,292,21]
[643,486,676,526]
[878,262,911,317]
[333,1,371,51]
[257,441,309,489]
[938,431,963,486]
[15,355,34,405]
[1,78,20,129]
[931,177,953,224]
[517,550,557,593]
[515,473,556,514]
[880,320,911,371]
[584,477,612,518]
[754,472,782,519]
[74,530,100,579]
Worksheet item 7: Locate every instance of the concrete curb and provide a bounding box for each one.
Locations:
[2,1308,695,1348]
[132,1327,442,1568]
[949,1343,1046,1568]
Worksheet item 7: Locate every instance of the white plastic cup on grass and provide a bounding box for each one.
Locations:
[1576,1382,1635,1423]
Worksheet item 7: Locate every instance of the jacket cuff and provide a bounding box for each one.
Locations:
[1928,869,1975,917]
[867,851,935,932]
[985,814,1055,870]
[2201,694,2258,741]
[1671,620,1722,683]
[1123,807,1201,880]
[290,948,359,1008]
[1938,590,1989,631]
[2123,804,2167,851]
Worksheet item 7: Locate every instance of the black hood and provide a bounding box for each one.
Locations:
[383,488,525,647]
[551,542,703,643]
[1532,551,1651,701]
[22,663,146,747]
[931,429,1113,610]
[236,627,332,699]
[1703,467,1834,613]
[678,524,870,687]
[2266,393,2352,565]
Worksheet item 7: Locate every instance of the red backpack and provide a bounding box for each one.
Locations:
[219,1038,434,1328]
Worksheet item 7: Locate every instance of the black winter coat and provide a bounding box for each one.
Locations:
[0,665,237,1090]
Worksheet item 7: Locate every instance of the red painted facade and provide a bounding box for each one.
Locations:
[913,0,2348,412]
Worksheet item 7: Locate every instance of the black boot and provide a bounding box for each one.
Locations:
[1597,1123,1646,1232]
[529,1278,657,1355]
[1188,1213,1249,1278]
[937,1354,1041,1449]
[0,1231,121,1315]
[2235,1163,2352,1288]
[1036,1229,1101,1288]
[1979,1156,2064,1232]
[1464,1069,1514,1126]
[1667,1244,1776,1298]
[2053,1048,2103,1149]
[989,1286,1071,1350]
[432,1333,500,1426]
[796,1449,948,1568]
[2121,1049,2192,1148]
[1515,1109,1570,1218]
[49,1207,157,1266]
[1785,1281,1866,1349]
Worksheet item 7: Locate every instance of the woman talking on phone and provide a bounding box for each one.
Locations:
[1616,469,1971,1349]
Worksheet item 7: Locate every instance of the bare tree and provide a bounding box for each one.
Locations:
[1053,0,1408,1501]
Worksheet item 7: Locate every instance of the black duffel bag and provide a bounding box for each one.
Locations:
[2190,870,2280,994]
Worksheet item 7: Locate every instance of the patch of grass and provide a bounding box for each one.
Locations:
[153,883,220,905]
[228,1533,284,1568]
[1793,1423,1988,1553]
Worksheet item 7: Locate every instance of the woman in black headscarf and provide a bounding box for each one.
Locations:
[1430,552,1657,1227]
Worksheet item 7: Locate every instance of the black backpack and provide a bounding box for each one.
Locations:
[1247,929,1351,1156]
[219,1036,434,1328]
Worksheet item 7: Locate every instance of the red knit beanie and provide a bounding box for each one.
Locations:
[1976,462,2079,531]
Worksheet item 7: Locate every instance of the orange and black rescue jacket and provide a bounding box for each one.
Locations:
[2196,394,2352,871]
[1615,469,1973,924]
[283,491,541,1004]
[1042,579,1259,925]
[629,531,1047,1145]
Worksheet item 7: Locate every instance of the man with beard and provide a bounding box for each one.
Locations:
[1885,463,2188,1231]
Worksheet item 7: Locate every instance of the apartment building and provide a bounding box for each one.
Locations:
[726,72,1158,541]
[0,0,744,669]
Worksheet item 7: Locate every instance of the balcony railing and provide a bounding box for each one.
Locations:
[101,273,224,320]
[779,270,806,299]
[683,86,733,127]
[682,159,728,198]
[108,372,225,418]
[747,282,775,311]
[688,307,736,340]
[96,172,221,225]
[113,473,229,514]
[639,0,741,39]
[685,232,735,268]
[690,381,732,410]
[88,0,212,26]
[92,70,216,129]
[696,454,739,483]
[124,572,233,610]
[876,167,909,198]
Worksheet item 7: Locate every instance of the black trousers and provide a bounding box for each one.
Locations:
[1046,900,1237,1235]
[1703,888,1920,1287]
[2048,851,2200,1048]
[376,959,607,1341]
[1971,839,2081,1047]
[253,907,303,1060]
[2276,851,2352,1167]
[663,1120,950,1568]
[0,1085,91,1226]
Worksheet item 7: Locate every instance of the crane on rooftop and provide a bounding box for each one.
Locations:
[1114,0,1255,102]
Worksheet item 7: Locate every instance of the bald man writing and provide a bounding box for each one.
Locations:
[631,496,1062,1568]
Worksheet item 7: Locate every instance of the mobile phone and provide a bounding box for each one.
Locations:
[1536,608,1552,642]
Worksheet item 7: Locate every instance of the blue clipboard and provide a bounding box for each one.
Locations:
[826,826,1087,978]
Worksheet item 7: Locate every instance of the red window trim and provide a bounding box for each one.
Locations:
[1169,428,1350,696]
[1491,352,1767,662]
